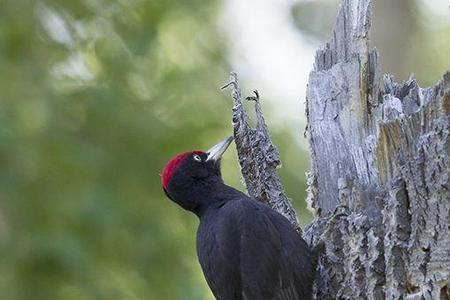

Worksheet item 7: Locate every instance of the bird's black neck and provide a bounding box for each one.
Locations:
[192,182,243,218]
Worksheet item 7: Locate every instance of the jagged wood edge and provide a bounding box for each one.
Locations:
[223,72,301,232]
[304,0,450,298]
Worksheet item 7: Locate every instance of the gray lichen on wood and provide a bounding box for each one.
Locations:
[222,72,301,231]
[304,0,450,299]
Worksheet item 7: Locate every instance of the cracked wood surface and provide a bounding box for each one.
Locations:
[303,0,450,299]
[223,72,301,232]
[227,0,449,298]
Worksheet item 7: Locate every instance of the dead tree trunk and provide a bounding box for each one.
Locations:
[226,0,450,299]
[303,0,450,298]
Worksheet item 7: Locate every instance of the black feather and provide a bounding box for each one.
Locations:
[163,152,314,300]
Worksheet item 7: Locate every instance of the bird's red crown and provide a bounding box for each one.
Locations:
[161,151,205,189]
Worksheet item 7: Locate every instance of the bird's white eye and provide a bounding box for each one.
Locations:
[193,154,202,162]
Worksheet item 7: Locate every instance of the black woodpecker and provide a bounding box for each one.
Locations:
[161,136,314,300]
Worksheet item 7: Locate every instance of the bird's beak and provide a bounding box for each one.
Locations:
[206,136,234,162]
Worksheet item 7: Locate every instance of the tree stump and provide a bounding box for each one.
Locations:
[228,0,450,299]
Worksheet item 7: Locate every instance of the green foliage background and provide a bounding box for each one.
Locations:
[0,0,310,299]
[0,0,448,299]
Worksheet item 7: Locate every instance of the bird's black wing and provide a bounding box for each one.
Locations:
[239,200,313,300]
[238,200,284,300]
[197,198,281,300]
[265,207,314,300]
[197,198,313,300]
[196,204,243,300]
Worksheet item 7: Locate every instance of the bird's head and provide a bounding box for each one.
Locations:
[161,136,234,212]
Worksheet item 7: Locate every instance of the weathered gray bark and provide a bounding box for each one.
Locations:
[227,0,450,299]
[303,0,450,298]
[222,73,301,232]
